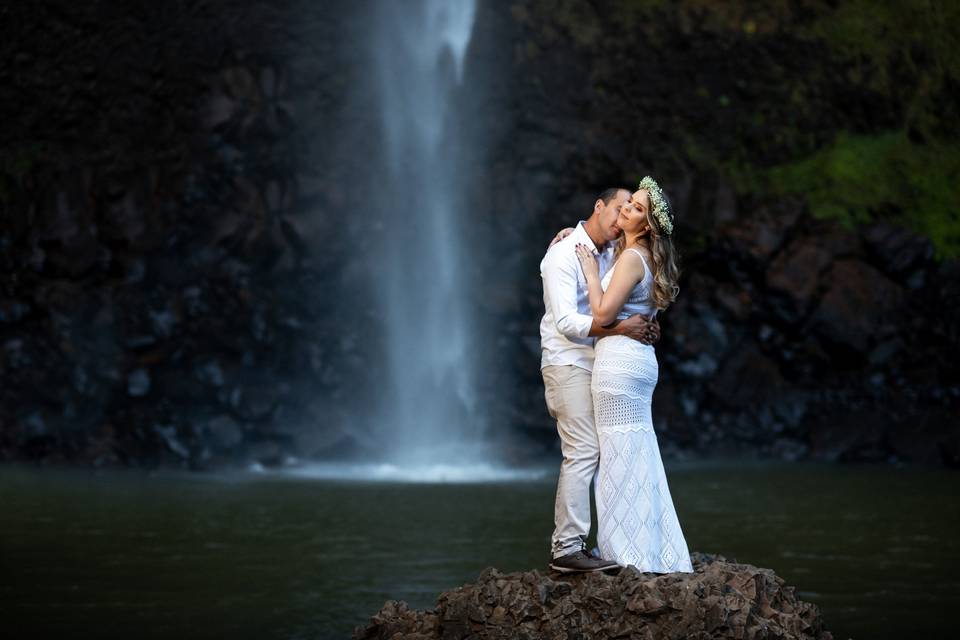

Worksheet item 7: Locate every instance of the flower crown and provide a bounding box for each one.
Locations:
[638,176,673,235]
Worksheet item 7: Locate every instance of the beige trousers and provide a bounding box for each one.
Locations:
[542,364,599,558]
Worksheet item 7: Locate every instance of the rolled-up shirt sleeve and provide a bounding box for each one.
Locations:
[542,251,593,340]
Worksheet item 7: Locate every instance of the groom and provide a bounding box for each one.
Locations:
[540,187,660,573]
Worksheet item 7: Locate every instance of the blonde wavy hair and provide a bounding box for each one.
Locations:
[614,189,681,311]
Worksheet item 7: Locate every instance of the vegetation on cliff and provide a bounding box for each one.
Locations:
[513,0,960,256]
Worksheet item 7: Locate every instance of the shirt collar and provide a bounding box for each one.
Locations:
[572,220,610,255]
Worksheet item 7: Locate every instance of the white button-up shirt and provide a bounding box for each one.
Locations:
[539,221,615,372]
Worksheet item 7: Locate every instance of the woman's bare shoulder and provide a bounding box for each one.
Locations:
[616,248,647,278]
[619,246,653,280]
[626,245,653,263]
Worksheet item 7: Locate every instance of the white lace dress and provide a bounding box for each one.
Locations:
[593,248,693,573]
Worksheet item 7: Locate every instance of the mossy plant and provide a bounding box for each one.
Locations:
[509,0,960,257]
[739,131,960,258]
[801,0,960,138]
[731,1,960,258]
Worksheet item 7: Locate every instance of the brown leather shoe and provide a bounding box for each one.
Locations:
[549,550,619,573]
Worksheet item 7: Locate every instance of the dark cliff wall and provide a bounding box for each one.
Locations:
[0,0,361,467]
[485,1,960,466]
[1,1,958,469]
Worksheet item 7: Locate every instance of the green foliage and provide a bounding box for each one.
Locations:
[800,0,960,139]
[807,1,960,72]
[752,131,960,258]
[510,0,960,257]
[727,1,960,259]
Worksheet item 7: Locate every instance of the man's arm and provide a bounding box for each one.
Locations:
[542,251,593,340]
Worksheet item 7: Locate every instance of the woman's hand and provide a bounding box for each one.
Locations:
[548,227,575,248]
[575,243,600,281]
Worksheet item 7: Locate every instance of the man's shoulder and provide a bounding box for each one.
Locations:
[542,234,578,268]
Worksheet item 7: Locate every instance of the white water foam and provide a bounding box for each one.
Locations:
[262,461,547,484]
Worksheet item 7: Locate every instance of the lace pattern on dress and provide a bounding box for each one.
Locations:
[594,391,654,434]
[596,430,694,573]
[592,338,658,434]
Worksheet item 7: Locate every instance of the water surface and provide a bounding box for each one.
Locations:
[2,460,957,639]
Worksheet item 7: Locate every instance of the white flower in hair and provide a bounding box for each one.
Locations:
[638,176,673,235]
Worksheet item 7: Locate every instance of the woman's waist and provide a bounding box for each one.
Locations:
[595,334,657,353]
[616,302,656,319]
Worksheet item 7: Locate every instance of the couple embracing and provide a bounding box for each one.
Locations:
[539,177,694,574]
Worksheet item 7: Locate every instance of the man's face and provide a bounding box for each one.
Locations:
[597,189,630,243]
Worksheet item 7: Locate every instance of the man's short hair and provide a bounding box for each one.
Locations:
[598,187,629,205]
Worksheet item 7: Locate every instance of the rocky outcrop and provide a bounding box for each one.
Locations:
[353,554,832,640]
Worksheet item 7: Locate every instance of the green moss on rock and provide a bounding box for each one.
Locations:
[735,131,960,258]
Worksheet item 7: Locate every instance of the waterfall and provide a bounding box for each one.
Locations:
[370,0,484,466]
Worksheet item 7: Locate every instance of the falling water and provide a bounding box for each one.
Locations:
[370,1,485,467]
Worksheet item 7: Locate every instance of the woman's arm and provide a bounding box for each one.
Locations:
[575,245,645,326]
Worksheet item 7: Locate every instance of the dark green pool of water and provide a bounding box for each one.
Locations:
[1,459,957,639]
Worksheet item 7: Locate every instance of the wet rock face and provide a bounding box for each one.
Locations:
[808,259,904,355]
[353,554,833,640]
[0,1,369,470]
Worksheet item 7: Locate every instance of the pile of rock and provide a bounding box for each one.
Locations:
[354,553,833,640]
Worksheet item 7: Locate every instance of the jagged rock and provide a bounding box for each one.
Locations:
[196,359,226,387]
[353,554,833,640]
[808,407,889,462]
[229,383,279,421]
[886,407,960,467]
[205,414,244,450]
[709,345,784,410]
[765,239,834,323]
[808,259,904,355]
[126,367,151,397]
[0,298,30,323]
[862,222,934,276]
[720,200,802,266]
[204,91,238,130]
[154,424,190,459]
[667,299,731,363]
[101,191,148,246]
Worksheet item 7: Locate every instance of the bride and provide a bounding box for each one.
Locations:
[574,176,693,573]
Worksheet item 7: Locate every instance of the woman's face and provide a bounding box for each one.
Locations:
[619,189,652,235]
